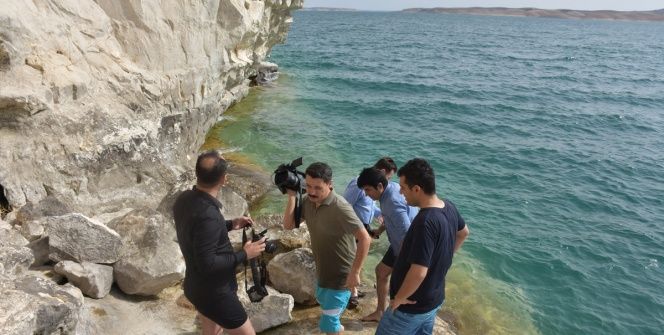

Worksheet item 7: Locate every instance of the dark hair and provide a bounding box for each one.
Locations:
[195,150,227,187]
[357,167,388,190]
[374,157,397,173]
[397,158,436,195]
[305,162,333,183]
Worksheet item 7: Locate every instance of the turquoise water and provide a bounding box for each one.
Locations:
[206,12,664,335]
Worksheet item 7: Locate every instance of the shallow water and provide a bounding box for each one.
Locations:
[205,11,664,335]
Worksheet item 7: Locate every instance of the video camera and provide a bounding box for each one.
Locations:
[242,227,277,303]
[273,157,306,194]
[273,157,306,228]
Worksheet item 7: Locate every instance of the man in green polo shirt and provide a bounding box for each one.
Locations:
[283,162,372,334]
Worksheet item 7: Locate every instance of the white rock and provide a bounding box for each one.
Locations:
[108,208,184,296]
[43,214,122,264]
[0,275,84,335]
[267,248,317,305]
[54,260,114,299]
[238,282,294,332]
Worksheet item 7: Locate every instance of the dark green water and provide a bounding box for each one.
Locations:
[205,11,664,335]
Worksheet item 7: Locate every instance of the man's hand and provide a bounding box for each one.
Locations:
[388,297,416,312]
[243,238,266,260]
[231,216,254,230]
[344,271,361,290]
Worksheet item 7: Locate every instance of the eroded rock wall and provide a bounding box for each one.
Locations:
[0,0,302,214]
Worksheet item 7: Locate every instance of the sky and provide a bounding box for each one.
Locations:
[303,1,664,12]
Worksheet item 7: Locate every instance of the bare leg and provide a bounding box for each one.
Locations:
[199,313,255,335]
[200,313,223,335]
[361,262,392,322]
[223,319,256,335]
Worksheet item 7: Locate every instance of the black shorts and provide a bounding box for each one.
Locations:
[381,247,396,268]
[188,288,248,329]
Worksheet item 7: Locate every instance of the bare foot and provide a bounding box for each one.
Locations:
[361,310,383,322]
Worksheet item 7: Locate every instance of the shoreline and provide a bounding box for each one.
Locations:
[402,7,664,22]
[202,85,543,335]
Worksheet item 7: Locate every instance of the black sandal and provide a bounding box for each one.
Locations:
[348,295,360,309]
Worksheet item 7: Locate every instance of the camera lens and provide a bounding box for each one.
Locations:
[264,240,278,253]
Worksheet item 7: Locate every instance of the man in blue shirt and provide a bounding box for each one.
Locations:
[343,157,398,237]
[356,167,418,322]
[376,158,470,335]
[342,157,398,308]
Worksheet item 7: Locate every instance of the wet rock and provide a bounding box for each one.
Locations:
[226,164,274,204]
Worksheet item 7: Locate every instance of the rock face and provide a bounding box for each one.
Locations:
[0,0,303,215]
[43,213,123,264]
[267,248,317,305]
[108,208,184,296]
[54,261,114,299]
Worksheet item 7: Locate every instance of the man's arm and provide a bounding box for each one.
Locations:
[283,190,297,230]
[346,189,375,227]
[455,225,469,252]
[345,227,372,289]
[389,203,414,251]
[390,264,428,310]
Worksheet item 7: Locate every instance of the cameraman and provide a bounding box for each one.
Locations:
[283,162,372,335]
[173,151,266,335]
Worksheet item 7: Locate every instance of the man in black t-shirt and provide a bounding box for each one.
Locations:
[376,158,470,335]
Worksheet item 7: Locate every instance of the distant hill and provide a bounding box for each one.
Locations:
[402,7,664,22]
[300,7,357,12]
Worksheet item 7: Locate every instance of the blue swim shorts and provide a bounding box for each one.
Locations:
[315,285,351,333]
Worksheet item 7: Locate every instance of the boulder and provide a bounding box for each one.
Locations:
[26,236,50,266]
[15,196,72,225]
[108,208,184,296]
[43,213,122,263]
[219,187,249,218]
[0,275,84,335]
[0,246,34,277]
[238,280,294,332]
[267,248,317,305]
[18,220,44,242]
[0,223,28,247]
[226,164,274,204]
[54,260,113,298]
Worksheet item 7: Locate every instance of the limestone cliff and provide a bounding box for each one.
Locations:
[0,0,302,214]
